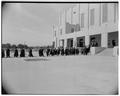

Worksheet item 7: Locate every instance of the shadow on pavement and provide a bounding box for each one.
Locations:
[24,58,50,62]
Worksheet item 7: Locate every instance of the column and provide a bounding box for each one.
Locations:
[64,39,67,48]
[101,33,108,47]
[73,37,77,48]
[85,35,90,46]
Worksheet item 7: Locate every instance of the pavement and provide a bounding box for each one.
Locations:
[2,55,118,95]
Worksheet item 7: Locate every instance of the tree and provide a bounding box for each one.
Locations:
[17,44,28,49]
[11,44,16,48]
[17,44,24,48]
[2,43,11,48]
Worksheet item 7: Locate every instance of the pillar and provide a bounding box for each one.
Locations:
[101,33,108,47]
[64,39,67,48]
[73,37,77,48]
[85,35,90,46]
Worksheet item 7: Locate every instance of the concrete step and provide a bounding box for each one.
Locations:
[97,48,113,56]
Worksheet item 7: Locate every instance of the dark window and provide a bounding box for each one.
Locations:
[102,3,108,23]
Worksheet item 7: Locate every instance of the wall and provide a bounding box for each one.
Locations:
[56,3,118,48]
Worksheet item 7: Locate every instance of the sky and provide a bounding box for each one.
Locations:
[2,3,75,46]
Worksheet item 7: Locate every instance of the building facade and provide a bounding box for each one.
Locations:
[53,3,118,48]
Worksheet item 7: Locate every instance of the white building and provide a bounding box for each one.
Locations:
[53,3,118,48]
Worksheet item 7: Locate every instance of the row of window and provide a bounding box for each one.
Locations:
[80,3,117,28]
[81,3,108,28]
[58,3,118,35]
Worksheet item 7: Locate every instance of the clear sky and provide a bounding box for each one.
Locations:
[2,3,75,46]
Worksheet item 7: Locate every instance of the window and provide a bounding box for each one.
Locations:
[102,3,108,23]
[60,29,62,35]
[71,28,74,32]
[90,9,95,25]
[75,24,80,32]
[81,13,84,28]
[54,31,56,36]
[114,3,118,22]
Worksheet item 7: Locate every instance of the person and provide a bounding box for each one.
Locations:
[14,48,18,57]
[39,49,41,56]
[85,45,90,55]
[54,48,57,55]
[61,47,64,56]
[65,48,69,56]
[6,48,10,58]
[20,48,25,57]
[50,48,54,56]
[2,49,5,58]
[39,49,44,57]
[70,47,72,55]
[81,45,86,55]
[46,48,50,56]
[28,48,33,57]
[112,40,116,47]
[75,48,79,55]
[91,39,98,47]
[57,48,60,56]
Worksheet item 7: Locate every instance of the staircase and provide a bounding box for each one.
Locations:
[97,48,113,56]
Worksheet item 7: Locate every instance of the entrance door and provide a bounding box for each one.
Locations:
[108,31,118,48]
[67,38,73,48]
[77,36,85,47]
[90,34,101,47]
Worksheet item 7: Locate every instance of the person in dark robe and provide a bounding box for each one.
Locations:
[68,48,70,55]
[52,49,54,56]
[2,49,5,58]
[39,49,41,56]
[6,48,10,58]
[73,47,75,55]
[14,48,18,57]
[70,48,72,55]
[112,40,116,47]
[61,48,64,56]
[46,48,49,56]
[28,48,33,57]
[50,49,52,56]
[20,49,25,57]
[20,49,23,57]
[75,48,79,55]
[85,45,90,55]
[39,49,43,57]
[54,48,57,55]
[57,48,60,56]
[82,45,86,55]
[65,48,68,56]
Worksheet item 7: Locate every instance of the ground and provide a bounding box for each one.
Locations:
[2,55,118,95]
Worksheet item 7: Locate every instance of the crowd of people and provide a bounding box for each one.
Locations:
[2,38,117,58]
[2,46,91,58]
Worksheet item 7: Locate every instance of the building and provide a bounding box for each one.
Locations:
[53,3,118,48]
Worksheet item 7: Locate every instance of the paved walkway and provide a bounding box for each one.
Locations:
[2,55,118,94]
